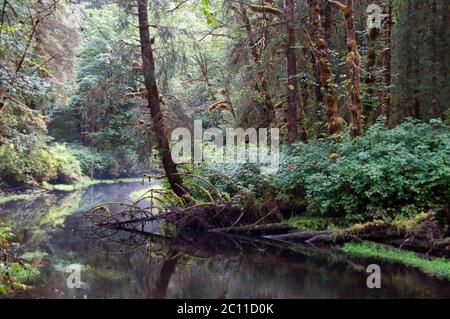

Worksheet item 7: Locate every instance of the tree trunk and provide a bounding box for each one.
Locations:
[137,0,186,198]
[308,0,343,134]
[365,21,380,125]
[238,4,274,126]
[333,0,363,137]
[430,0,441,119]
[284,0,302,143]
[381,1,392,125]
[323,0,332,45]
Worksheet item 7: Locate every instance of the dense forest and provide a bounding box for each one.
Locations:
[0,0,449,298]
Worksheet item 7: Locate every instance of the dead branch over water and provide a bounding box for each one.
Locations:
[84,170,450,258]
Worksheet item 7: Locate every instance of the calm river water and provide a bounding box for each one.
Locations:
[1,182,449,299]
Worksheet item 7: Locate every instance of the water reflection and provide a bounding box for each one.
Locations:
[1,182,450,299]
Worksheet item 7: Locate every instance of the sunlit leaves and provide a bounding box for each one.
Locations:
[197,0,217,26]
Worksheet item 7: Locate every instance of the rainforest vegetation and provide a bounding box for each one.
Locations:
[0,0,449,297]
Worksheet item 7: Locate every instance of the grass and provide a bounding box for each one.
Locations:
[0,193,33,204]
[341,242,450,280]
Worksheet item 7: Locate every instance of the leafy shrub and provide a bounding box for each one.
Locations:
[199,119,450,222]
[0,226,40,295]
[0,143,56,185]
[0,143,84,186]
[275,119,450,221]
[65,144,138,179]
[0,100,57,186]
[48,144,83,184]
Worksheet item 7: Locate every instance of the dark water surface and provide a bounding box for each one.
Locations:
[1,182,449,299]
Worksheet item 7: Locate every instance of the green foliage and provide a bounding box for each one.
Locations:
[65,144,137,179]
[0,105,83,187]
[0,143,55,186]
[203,162,266,197]
[197,119,449,222]
[0,226,40,295]
[287,216,343,231]
[393,0,449,120]
[48,144,83,184]
[48,4,152,175]
[20,251,48,261]
[341,242,450,279]
[275,119,450,221]
[197,0,217,26]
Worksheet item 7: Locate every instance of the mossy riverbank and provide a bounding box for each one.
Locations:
[340,242,450,280]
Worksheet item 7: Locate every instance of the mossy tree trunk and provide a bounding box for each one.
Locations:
[137,0,186,198]
[381,1,392,125]
[308,0,343,135]
[284,0,304,143]
[332,0,363,137]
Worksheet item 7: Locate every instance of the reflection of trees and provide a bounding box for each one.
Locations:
[105,231,450,298]
[154,250,180,298]
[1,192,81,252]
[5,180,450,298]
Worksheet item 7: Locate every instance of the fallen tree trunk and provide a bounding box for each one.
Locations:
[264,230,335,242]
[208,223,296,235]
[263,218,450,257]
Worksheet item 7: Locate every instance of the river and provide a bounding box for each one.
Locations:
[1,181,449,299]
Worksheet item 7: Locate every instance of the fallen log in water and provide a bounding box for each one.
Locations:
[208,223,296,235]
[262,218,450,257]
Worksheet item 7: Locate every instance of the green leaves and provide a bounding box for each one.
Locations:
[275,119,450,221]
[183,119,449,223]
[197,0,217,26]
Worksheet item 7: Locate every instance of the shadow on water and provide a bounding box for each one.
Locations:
[1,182,450,299]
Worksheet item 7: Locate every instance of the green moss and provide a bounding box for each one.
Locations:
[84,265,127,281]
[286,216,343,231]
[0,193,33,204]
[1,226,42,295]
[0,283,8,295]
[341,242,450,280]
[20,251,48,261]
[0,262,40,295]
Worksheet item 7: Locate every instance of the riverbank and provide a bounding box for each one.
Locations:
[0,177,142,204]
[340,242,450,280]
[2,179,449,298]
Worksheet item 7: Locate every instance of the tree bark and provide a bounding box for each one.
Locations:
[365,20,380,125]
[332,0,363,137]
[308,0,343,134]
[381,1,392,125]
[346,0,362,137]
[430,0,441,119]
[284,0,304,143]
[237,4,274,126]
[323,0,332,45]
[137,0,186,198]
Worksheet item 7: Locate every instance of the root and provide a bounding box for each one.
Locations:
[85,170,268,236]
